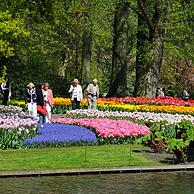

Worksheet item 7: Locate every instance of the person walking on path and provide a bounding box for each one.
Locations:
[86,79,99,111]
[68,79,83,110]
[24,82,37,118]
[42,83,54,123]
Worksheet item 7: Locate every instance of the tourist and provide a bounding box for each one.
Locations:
[36,83,46,123]
[182,89,190,101]
[86,79,99,111]
[24,82,37,118]
[68,79,83,110]
[42,83,54,123]
[1,77,11,106]
[157,88,165,97]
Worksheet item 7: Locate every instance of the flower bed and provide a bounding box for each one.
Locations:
[0,113,38,129]
[97,103,194,115]
[0,105,24,114]
[65,109,194,124]
[52,117,149,137]
[0,105,38,129]
[53,96,194,107]
[0,105,38,149]
[52,97,194,115]
[0,126,37,149]
[52,118,150,144]
[99,96,194,106]
[10,96,194,115]
[24,124,97,147]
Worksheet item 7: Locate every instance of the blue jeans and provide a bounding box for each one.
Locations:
[39,114,46,124]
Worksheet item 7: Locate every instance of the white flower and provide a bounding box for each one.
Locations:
[18,128,22,132]
[65,109,194,124]
[17,131,21,135]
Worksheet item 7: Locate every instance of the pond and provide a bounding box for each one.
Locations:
[1,171,194,194]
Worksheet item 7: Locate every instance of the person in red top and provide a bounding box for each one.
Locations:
[42,83,54,123]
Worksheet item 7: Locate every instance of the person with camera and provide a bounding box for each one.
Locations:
[86,79,99,111]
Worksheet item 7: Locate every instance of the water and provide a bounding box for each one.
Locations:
[1,171,194,194]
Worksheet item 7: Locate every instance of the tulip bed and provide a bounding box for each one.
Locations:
[10,96,194,115]
[65,109,194,124]
[52,97,194,115]
[0,105,38,149]
[100,96,194,106]
[53,96,194,107]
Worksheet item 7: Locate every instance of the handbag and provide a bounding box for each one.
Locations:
[37,105,47,115]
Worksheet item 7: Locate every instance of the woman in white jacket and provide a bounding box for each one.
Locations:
[68,79,83,110]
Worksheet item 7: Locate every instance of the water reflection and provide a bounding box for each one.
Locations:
[1,171,194,194]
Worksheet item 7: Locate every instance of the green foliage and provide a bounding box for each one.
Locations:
[0,10,29,81]
[143,119,194,162]
[0,0,192,98]
[135,133,151,145]
[0,65,6,83]
[0,11,29,57]
[160,0,194,96]
[52,105,70,114]
[0,126,38,149]
[167,138,188,151]
[97,136,135,145]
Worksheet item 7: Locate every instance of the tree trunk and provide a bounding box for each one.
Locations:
[133,0,165,98]
[81,32,92,91]
[107,2,130,97]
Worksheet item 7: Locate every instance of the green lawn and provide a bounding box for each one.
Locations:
[0,144,160,171]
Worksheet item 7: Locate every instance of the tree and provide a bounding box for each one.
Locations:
[133,0,166,98]
[107,2,130,97]
[0,11,29,82]
[0,0,192,99]
[82,31,92,89]
[159,0,194,97]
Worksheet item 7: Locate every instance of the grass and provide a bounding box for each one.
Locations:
[0,144,160,171]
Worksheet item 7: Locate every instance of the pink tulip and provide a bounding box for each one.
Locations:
[52,118,150,138]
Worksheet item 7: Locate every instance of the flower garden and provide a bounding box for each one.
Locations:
[0,105,37,149]
[3,96,194,163]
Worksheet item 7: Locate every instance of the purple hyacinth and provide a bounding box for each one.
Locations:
[24,124,97,144]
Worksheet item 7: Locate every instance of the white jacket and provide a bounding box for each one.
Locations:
[68,84,83,101]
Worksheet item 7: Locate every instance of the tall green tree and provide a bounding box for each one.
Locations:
[0,10,29,82]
